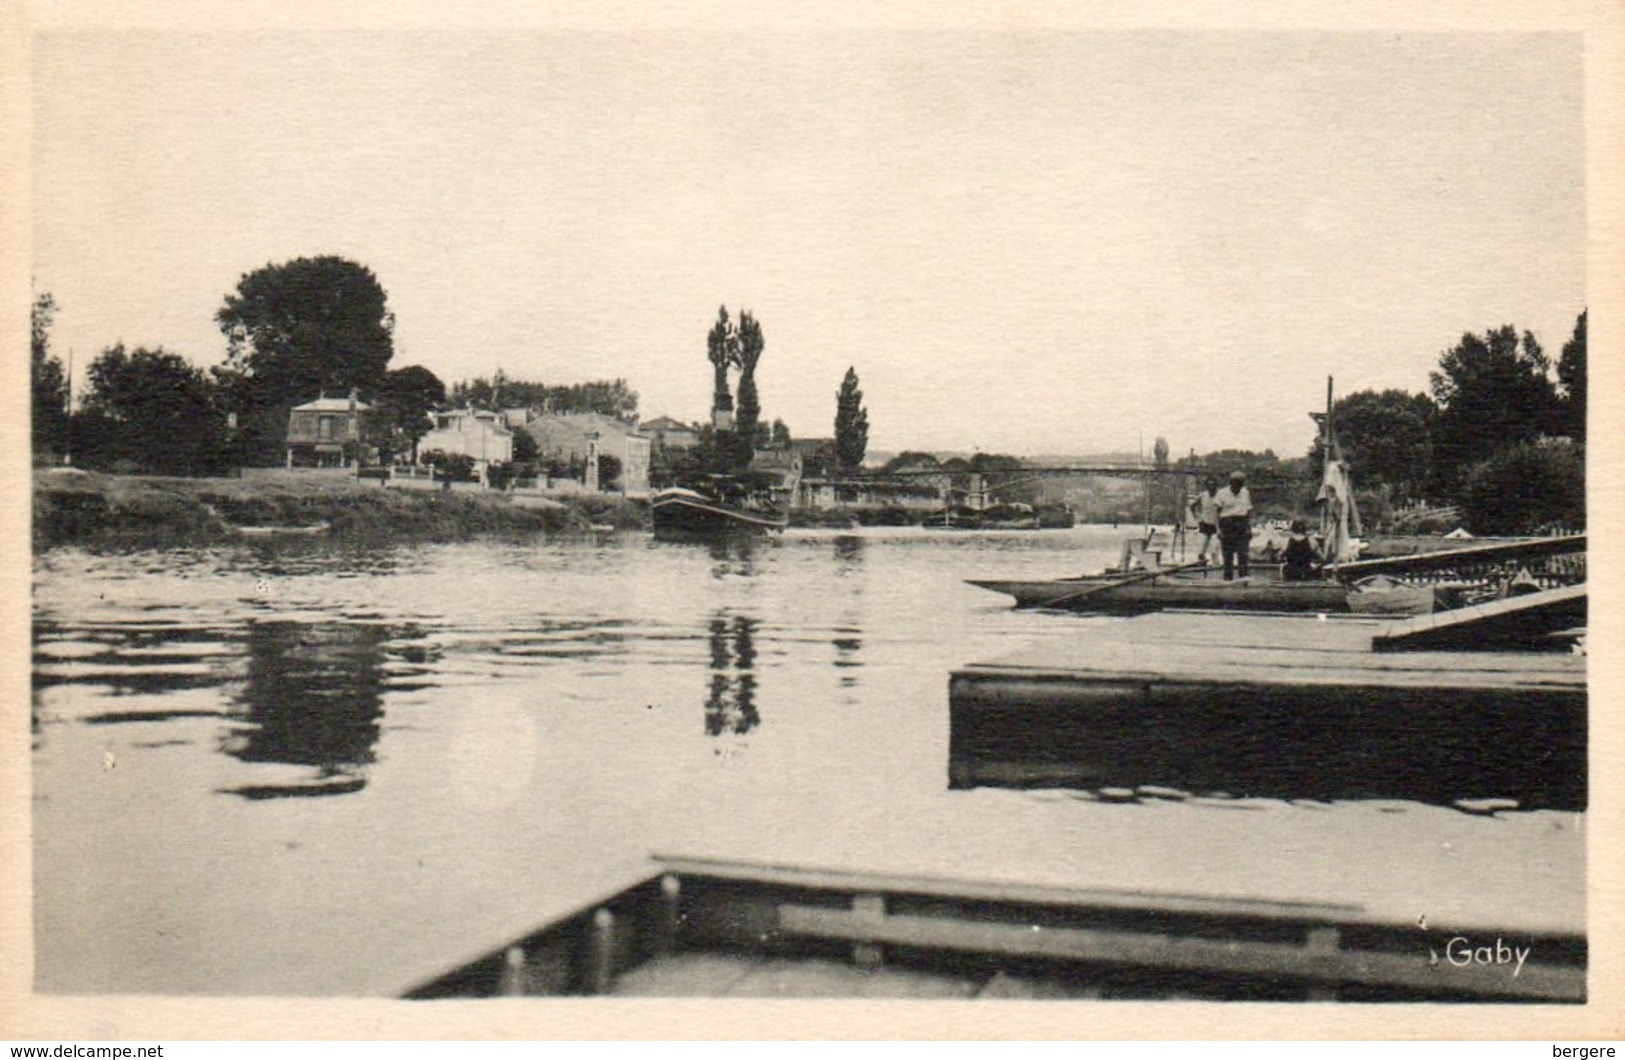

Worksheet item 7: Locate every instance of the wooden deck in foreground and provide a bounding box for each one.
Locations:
[949,611,1585,808]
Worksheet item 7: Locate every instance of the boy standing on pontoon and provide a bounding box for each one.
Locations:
[1214,470,1253,581]
[1189,476,1221,566]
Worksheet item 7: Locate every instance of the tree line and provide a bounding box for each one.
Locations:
[30,256,644,477]
[1172,312,1586,535]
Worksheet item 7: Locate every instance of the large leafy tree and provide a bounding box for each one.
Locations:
[31,291,69,460]
[77,344,228,475]
[735,311,765,442]
[368,365,446,463]
[1310,389,1436,503]
[834,366,869,472]
[1557,309,1586,443]
[214,256,395,464]
[1428,325,1559,495]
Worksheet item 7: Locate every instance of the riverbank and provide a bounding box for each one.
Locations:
[32,468,647,550]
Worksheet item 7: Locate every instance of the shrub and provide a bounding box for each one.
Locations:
[1457,440,1584,535]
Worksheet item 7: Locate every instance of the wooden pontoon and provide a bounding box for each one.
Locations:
[948,610,1585,807]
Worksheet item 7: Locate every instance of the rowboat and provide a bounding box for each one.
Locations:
[405,851,1583,1001]
[1345,574,1438,616]
[650,486,787,537]
[967,570,1350,613]
[231,521,332,538]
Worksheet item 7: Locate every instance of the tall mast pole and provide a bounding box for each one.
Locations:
[1324,375,1333,465]
[64,347,74,466]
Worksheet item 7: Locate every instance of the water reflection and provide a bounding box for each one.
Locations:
[219,620,402,799]
[703,613,759,737]
[705,534,761,578]
[831,536,864,693]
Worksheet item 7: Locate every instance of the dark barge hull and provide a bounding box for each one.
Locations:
[650,493,787,536]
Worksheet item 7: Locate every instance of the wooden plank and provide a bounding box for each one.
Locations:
[961,661,1584,692]
[960,650,1585,690]
[965,612,1584,690]
[1330,534,1584,578]
[777,904,1583,1001]
[653,854,1365,921]
[1374,584,1587,653]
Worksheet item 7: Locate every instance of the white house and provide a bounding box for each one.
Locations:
[418,409,514,483]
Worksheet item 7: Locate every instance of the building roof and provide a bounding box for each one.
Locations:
[291,396,371,412]
[643,415,699,432]
[535,411,648,438]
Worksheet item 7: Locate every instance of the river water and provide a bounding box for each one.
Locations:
[30,526,1584,996]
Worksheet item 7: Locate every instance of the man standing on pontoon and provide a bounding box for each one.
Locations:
[1214,470,1253,581]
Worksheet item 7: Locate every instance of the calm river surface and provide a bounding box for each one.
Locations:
[31,526,1582,996]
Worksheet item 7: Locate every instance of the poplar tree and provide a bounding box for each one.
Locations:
[834,366,869,472]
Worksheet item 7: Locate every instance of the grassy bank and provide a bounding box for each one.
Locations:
[32,468,648,550]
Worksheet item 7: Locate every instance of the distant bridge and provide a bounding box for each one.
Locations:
[796,463,1312,511]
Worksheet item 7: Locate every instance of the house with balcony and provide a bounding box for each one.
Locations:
[417,408,514,484]
[286,394,370,468]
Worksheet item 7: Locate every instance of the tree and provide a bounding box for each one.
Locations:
[597,454,623,491]
[881,450,941,474]
[1457,439,1584,534]
[77,344,228,475]
[1310,389,1436,503]
[735,311,764,441]
[419,449,477,483]
[1152,436,1170,470]
[1428,325,1558,495]
[970,453,1039,505]
[833,367,869,472]
[706,305,738,422]
[450,376,640,420]
[32,291,69,461]
[770,418,792,449]
[1197,448,1281,479]
[511,427,540,468]
[1557,309,1586,443]
[214,256,395,464]
[369,365,446,463]
[552,379,639,420]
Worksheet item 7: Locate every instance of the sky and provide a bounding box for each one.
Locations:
[30,26,1586,458]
